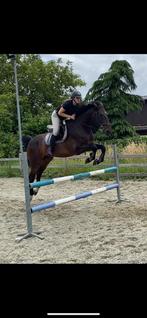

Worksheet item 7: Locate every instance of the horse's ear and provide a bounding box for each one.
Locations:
[92,101,99,108]
[94,99,101,105]
[94,100,104,109]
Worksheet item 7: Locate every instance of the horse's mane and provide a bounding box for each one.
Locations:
[66,101,101,133]
[76,102,98,118]
[75,101,103,123]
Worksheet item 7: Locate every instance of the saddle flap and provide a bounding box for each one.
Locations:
[47,125,53,133]
[45,121,68,146]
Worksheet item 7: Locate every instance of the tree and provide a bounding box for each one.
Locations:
[0,54,86,157]
[85,60,143,140]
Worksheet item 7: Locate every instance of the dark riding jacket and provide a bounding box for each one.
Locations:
[56,99,91,120]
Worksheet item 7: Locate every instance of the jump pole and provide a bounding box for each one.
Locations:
[30,166,118,188]
[31,183,119,213]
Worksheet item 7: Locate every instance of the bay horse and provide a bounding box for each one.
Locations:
[22,101,112,196]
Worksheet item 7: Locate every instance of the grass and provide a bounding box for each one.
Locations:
[122,142,147,154]
[0,160,21,177]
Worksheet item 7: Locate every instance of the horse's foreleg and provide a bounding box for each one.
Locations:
[93,144,106,165]
[85,149,97,163]
[76,144,97,163]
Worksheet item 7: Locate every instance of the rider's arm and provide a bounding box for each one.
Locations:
[58,107,75,120]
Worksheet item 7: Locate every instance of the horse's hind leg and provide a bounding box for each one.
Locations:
[29,167,44,196]
[34,157,53,195]
[29,170,36,196]
[33,167,45,195]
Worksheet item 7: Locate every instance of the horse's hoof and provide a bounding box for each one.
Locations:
[93,159,100,165]
[33,188,39,196]
[85,158,91,164]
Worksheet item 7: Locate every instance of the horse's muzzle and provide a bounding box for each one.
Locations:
[106,129,112,137]
[102,124,112,136]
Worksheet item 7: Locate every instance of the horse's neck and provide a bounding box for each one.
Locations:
[77,108,93,126]
[67,109,93,139]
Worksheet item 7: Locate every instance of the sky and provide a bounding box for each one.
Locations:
[40,54,147,99]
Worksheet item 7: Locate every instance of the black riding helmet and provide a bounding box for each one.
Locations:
[71,90,82,99]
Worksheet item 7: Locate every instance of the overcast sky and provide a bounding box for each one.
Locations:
[40,54,147,99]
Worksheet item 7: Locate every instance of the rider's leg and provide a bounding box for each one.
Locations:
[48,111,60,156]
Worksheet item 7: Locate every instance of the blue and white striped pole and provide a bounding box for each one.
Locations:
[30,166,117,189]
[31,183,119,213]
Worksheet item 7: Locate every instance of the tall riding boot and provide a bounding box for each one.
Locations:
[48,135,56,156]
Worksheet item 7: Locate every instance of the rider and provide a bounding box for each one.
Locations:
[48,90,82,156]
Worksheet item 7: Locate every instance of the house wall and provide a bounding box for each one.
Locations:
[126,97,147,135]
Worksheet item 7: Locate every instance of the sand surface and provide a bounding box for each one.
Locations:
[0,177,147,263]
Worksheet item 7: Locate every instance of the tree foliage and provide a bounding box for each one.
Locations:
[85,60,143,142]
[0,54,85,157]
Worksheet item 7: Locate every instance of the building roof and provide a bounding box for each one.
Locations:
[142,96,147,100]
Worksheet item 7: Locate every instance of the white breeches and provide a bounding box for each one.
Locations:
[51,110,61,136]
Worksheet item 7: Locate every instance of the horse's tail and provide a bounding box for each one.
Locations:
[22,135,32,151]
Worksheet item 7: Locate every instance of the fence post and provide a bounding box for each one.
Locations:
[113,144,121,202]
[64,158,68,170]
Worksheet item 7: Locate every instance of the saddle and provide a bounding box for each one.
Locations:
[45,120,68,146]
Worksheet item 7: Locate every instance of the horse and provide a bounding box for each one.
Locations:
[22,101,112,197]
